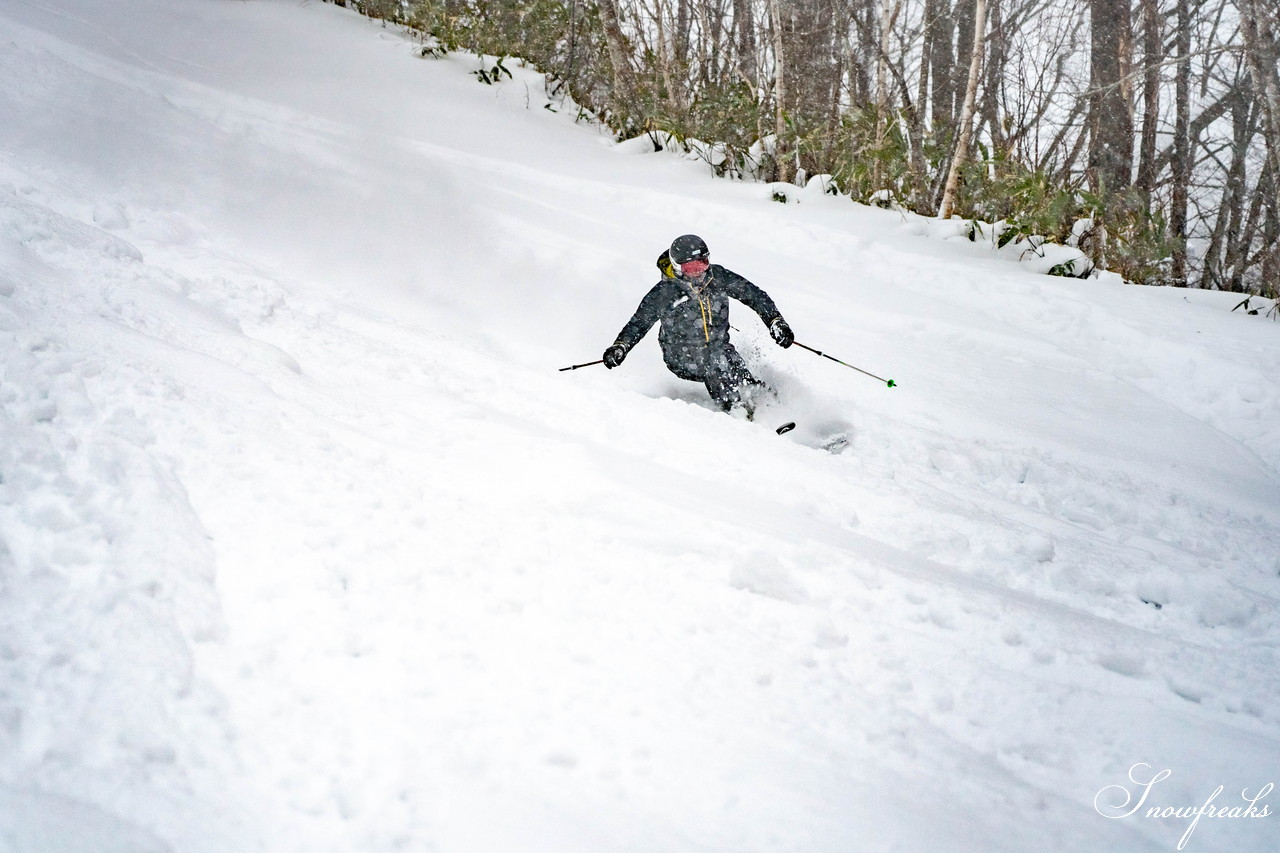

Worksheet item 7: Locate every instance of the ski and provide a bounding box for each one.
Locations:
[775,421,796,435]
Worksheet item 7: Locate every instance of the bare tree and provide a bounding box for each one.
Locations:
[598,0,641,120]
[1134,0,1161,204]
[386,0,1280,292]
[929,0,956,131]
[1170,0,1192,284]
[1086,0,1134,194]
[980,0,1008,156]
[732,0,758,84]
[939,0,990,216]
[1235,0,1280,293]
[1200,86,1257,289]
[767,0,792,182]
[781,0,842,174]
[874,0,903,187]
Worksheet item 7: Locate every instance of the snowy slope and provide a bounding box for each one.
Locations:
[0,1,1277,851]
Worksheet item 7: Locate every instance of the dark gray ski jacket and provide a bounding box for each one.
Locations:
[612,265,781,368]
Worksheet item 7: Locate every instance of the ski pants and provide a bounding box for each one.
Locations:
[662,342,761,410]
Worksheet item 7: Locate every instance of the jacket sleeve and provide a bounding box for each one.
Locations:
[719,267,782,325]
[613,281,673,350]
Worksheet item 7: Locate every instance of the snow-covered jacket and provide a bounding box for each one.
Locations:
[612,265,781,362]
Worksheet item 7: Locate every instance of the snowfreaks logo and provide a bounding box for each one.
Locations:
[1094,763,1273,850]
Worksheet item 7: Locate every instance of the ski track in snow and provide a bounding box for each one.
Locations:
[0,1,1278,851]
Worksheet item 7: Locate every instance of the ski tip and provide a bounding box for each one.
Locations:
[775,421,797,435]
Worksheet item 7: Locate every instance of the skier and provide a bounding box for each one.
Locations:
[603,234,794,414]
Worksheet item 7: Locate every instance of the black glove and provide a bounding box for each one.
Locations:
[768,317,794,348]
[603,343,628,369]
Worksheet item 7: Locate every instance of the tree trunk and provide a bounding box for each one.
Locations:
[1228,161,1268,291]
[980,0,1006,157]
[952,0,975,120]
[1135,0,1161,205]
[874,0,896,187]
[654,5,676,114]
[913,0,938,207]
[733,0,757,85]
[938,0,989,218]
[784,0,840,176]
[918,0,937,131]
[1203,89,1254,286]
[1236,0,1280,266]
[1260,167,1280,298]
[1170,0,1191,285]
[767,0,792,183]
[675,0,690,69]
[929,0,955,133]
[597,0,640,121]
[1087,0,1134,194]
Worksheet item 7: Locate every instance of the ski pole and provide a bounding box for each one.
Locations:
[793,341,896,387]
[558,359,605,372]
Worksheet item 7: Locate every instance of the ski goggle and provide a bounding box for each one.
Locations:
[680,259,709,277]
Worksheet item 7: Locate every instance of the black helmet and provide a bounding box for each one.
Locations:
[669,234,709,265]
[656,249,676,278]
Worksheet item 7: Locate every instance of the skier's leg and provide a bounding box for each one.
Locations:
[703,348,747,413]
[666,342,761,415]
[723,343,763,388]
[664,343,741,409]
[726,342,781,415]
[703,377,739,411]
[662,343,706,383]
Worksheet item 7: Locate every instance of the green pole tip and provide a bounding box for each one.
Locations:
[887,379,896,388]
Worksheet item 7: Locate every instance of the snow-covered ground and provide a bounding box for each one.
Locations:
[1,1,1277,851]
